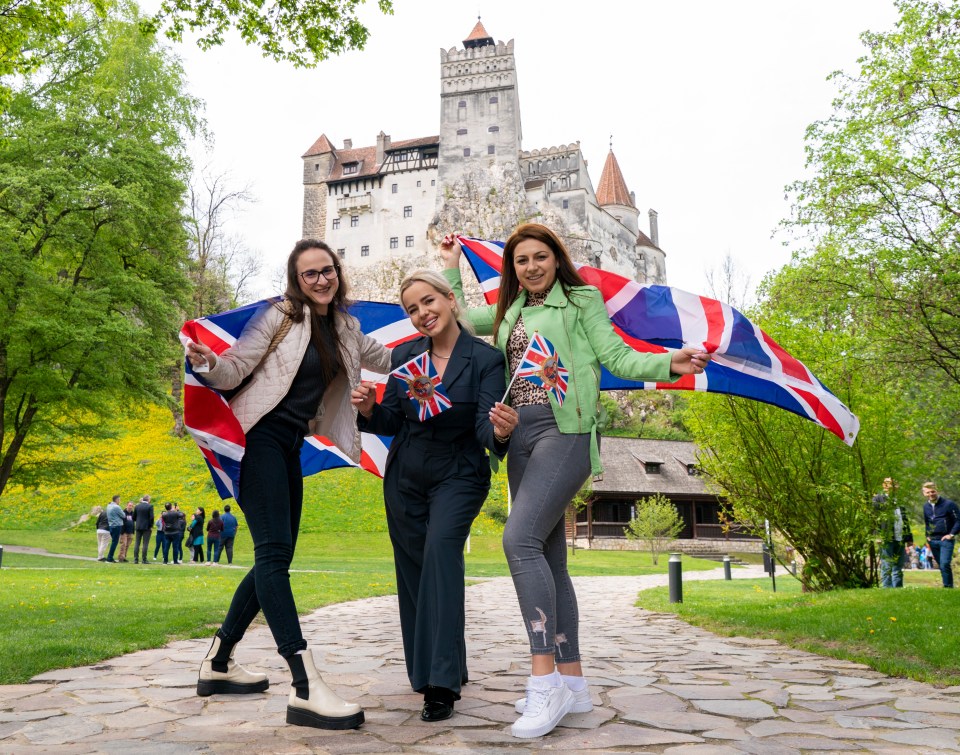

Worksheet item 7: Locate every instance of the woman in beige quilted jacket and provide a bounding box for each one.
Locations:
[185,239,391,731]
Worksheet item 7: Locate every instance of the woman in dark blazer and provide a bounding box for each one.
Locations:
[352,269,518,722]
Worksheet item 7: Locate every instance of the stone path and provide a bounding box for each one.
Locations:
[2,566,959,753]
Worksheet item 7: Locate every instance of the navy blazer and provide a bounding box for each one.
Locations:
[359,327,508,472]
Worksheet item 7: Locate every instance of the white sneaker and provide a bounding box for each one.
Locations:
[510,679,574,738]
[515,684,592,714]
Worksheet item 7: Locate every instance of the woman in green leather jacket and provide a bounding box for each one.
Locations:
[440,223,709,738]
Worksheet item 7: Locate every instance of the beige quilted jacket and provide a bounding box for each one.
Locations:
[203,301,392,462]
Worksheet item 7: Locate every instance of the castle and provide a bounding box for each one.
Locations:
[301,21,667,294]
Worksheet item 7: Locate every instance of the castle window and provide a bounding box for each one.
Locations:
[403,206,412,218]
[332,218,340,230]
[343,162,359,175]
[562,199,569,209]
[457,128,467,136]
[463,148,471,157]
[405,236,414,248]
[431,179,435,186]
[361,245,370,257]
[458,100,466,108]
[337,248,345,258]
[416,180,421,187]
[391,183,398,194]
[489,96,498,104]
[488,125,499,132]
[488,145,495,155]
[314,163,319,171]
[350,215,359,227]
[390,237,398,249]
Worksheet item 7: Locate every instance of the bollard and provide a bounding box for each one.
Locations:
[790,560,797,576]
[722,554,732,580]
[762,543,772,574]
[0,544,3,569]
[668,552,683,603]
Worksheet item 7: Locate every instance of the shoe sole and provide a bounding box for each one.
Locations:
[515,691,593,714]
[286,706,364,729]
[196,678,269,696]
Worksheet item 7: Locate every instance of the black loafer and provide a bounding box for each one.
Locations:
[420,699,454,722]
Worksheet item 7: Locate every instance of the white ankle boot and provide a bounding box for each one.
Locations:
[196,635,269,696]
[286,651,364,730]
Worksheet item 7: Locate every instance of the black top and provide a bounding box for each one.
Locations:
[359,327,509,472]
[263,319,338,434]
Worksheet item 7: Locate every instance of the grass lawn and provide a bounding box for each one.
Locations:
[635,571,960,688]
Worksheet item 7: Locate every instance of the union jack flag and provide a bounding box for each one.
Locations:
[515,332,569,407]
[181,299,418,499]
[389,351,454,422]
[457,235,860,445]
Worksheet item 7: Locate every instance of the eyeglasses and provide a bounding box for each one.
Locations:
[298,266,339,285]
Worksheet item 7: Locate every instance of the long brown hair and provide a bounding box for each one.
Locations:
[282,239,348,383]
[492,223,587,344]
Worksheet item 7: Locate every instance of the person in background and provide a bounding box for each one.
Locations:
[440,224,710,738]
[872,477,913,588]
[188,507,206,563]
[206,510,224,564]
[174,503,187,565]
[922,482,960,588]
[218,504,239,565]
[94,506,110,561]
[160,502,180,565]
[134,495,155,565]
[117,502,136,563]
[104,495,125,564]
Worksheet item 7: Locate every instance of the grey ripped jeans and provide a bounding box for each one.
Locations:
[502,404,591,662]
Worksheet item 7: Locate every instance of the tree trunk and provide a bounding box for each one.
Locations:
[170,362,184,437]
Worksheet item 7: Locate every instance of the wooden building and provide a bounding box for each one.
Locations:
[574,437,757,543]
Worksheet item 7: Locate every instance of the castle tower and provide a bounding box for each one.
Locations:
[595,145,639,236]
[437,20,523,188]
[301,133,337,239]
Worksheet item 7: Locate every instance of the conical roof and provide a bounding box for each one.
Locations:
[464,19,494,48]
[302,133,336,158]
[596,149,634,208]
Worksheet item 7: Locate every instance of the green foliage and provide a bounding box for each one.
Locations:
[142,0,393,68]
[599,391,692,440]
[0,5,198,496]
[636,576,960,687]
[785,0,960,393]
[624,493,683,565]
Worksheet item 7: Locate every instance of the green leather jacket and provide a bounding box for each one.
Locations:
[444,268,677,476]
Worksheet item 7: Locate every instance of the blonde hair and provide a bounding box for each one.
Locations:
[399,269,475,335]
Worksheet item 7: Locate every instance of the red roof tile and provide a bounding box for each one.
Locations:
[465,20,492,42]
[322,135,441,181]
[596,149,634,208]
[302,133,336,158]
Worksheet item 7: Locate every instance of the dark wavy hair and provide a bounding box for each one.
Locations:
[282,239,347,383]
[492,223,587,343]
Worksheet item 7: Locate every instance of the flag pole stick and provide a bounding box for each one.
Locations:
[500,334,535,404]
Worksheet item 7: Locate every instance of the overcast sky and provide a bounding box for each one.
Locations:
[171,1,901,300]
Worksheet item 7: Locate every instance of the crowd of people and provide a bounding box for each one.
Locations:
[93,495,240,566]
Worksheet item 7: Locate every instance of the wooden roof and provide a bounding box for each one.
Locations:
[593,437,718,498]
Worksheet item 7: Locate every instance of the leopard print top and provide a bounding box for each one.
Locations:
[507,289,550,407]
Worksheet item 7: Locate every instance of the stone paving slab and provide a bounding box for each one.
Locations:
[2,565,960,753]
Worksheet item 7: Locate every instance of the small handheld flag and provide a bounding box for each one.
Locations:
[390,352,454,422]
[513,332,569,406]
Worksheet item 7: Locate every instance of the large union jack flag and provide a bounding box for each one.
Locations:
[180,299,417,500]
[390,351,453,422]
[457,235,859,445]
[515,332,569,407]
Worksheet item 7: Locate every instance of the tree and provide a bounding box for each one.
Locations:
[625,493,683,565]
[704,251,753,311]
[0,4,197,496]
[687,262,947,591]
[785,0,960,389]
[142,0,393,68]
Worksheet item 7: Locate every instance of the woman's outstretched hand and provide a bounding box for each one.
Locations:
[670,346,711,375]
[186,340,216,370]
[439,233,462,269]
